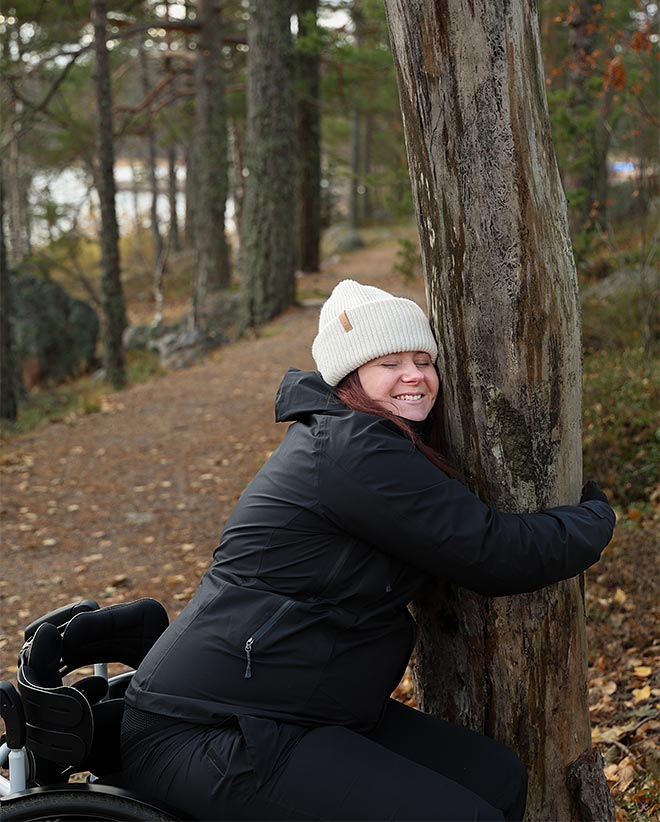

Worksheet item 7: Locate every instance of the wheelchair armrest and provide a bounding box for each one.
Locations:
[107,671,134,699]
[0,681,26,749]
[75,676,109,704]
[24,600,100,641]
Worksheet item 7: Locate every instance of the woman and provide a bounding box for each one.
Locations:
[121,280,615,821]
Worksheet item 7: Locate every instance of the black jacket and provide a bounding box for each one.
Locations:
[125,369,615,731]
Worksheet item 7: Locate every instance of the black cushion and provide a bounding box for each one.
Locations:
[61,598,168,671]
[26,623,63,688]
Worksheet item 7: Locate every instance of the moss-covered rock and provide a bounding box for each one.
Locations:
[12,275,99,389]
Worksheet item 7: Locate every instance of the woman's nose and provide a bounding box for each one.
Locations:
[401,367,423,382]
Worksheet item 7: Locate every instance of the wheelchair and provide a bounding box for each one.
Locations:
[0,597,189,821]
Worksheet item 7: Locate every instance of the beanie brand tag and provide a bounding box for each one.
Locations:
[338,310,353,332]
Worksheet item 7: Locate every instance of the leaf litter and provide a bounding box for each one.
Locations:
[1,246,658,818]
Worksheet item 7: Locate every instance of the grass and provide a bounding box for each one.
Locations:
[582,346,659,509]
[580,268,659,510]
[0,350,162,441]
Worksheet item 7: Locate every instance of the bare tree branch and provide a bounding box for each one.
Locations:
[115,71,177,115]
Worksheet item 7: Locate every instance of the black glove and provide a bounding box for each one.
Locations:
[580,479,609,505]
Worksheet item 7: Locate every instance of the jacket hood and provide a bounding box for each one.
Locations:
[275,369,344,422]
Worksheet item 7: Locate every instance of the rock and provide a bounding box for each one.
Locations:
[323,224,365,255]
[123,291,245,370]
[12,275,99,390]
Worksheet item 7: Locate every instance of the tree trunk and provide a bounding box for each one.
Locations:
[139,39,165,269]
[565,0,610,237]
[348,0,364,231]
[139,38,168,326]
[362,111,373,222]
[5,99,32,266]
[91,0,127,389]
[228,116,245,247]
[0,163,18,421]
[192,0,231,327]
[296,0,321,273]
[240,0,296,326]
[348,107,362,229]
[164,0,180,254]
[184,146,195,247]
[167,144,180,252]
[383,2,614,820]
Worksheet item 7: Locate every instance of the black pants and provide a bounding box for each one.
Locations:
[121,700,527,821]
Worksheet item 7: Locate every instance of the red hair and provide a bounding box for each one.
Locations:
[335,370,460,478]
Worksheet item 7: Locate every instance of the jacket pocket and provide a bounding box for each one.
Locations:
[207,744,228,776]
[316,542,352,597]
[244,598,297,679]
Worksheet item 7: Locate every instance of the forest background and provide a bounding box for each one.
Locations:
[0,0,658,819]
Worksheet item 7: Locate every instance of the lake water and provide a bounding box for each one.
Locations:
[30,160,236,246]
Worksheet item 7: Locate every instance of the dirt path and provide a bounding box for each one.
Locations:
[0,239,425,678]
[2,238,658,814]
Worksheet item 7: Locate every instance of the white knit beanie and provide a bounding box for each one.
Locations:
[312,280,438,387]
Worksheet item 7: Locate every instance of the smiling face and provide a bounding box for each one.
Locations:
[357,351,440,422]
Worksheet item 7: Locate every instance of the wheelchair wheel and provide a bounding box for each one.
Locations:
[0,786,181,821]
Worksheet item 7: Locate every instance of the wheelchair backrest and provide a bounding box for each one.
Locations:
[15,598,169,778]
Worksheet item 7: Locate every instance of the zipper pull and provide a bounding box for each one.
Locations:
[385,583,392,593]
[244,637,254,679]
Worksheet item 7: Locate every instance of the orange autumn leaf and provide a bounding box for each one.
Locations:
[631,30,652,53]
[605,57,627,90]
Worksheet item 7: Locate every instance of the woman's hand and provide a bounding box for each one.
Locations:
[580,479,609,505]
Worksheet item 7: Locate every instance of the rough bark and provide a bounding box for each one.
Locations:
[240,0,296,326]
[192,0,231,327]
[296,0,321,273]
[383,2,612,820]
[0,163,18,421]
[91,0,126,389]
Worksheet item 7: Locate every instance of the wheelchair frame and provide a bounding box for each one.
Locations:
[0,597,187,821]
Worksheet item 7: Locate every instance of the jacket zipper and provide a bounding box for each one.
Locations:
[244,599,297,679]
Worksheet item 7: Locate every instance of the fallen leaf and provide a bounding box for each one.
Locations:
[632,666,652,678]
[632,684,651,703]
[614,588,628,604]
[82,553,104,563]
[604,756,637,793]
[592,723,636,743]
